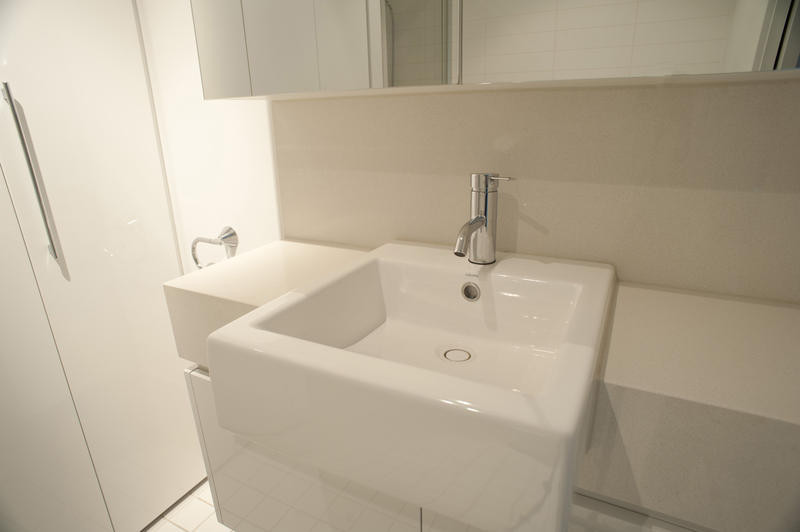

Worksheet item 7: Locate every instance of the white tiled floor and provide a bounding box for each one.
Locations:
[148,480,695,532]
[148,480,231,532]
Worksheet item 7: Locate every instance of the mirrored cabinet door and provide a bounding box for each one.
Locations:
[191,0,381,97]
[242,0,321,95]
[188,0,252,99]
[190,0,451,98]
[191,0,798,99]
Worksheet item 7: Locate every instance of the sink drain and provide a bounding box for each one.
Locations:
[442,348,471,362]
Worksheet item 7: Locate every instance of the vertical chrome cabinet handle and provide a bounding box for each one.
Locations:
[191,226,238,269]
[2,81,59,259]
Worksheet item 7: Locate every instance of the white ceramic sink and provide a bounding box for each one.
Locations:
[208,243,614,532]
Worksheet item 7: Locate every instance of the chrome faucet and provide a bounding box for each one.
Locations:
[453,173,509,265]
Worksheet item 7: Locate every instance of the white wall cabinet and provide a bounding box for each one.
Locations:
[190,0,372,98]
[0,1,205,530]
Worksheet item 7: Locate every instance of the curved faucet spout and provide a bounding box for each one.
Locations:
[453,216,486,257]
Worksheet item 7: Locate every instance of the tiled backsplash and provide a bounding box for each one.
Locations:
[462,0,769,82]
[270,73,800,304]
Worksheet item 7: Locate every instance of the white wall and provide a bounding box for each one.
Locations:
[136,0,281,273]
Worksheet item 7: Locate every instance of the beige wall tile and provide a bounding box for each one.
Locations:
[636,0,734,23]
[556,2,637,30]
[271,75,800,303]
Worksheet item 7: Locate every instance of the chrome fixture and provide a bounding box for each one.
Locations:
[2,82,60,259]
[191,226,238,269]
[453,173,509,264]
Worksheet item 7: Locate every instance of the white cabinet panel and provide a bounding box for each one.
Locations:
[0,1,205,530]
[186,368,423,532]
[242,0,321,95]
[189,0,252,99]
[0,170,112,532]
[315,0,371,90]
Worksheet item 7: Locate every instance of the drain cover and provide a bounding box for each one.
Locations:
[443,348,471,362]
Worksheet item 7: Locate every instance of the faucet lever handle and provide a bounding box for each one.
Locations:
[471,173,513,191]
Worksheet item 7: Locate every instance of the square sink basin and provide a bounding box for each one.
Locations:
[208,243,615,532]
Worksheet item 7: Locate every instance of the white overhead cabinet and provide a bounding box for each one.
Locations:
[191,0,372,98]
[0,1,205,531]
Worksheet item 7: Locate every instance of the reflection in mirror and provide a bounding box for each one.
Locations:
[190,0,799,98]
[384,0,451,86]
[459,0,800,84]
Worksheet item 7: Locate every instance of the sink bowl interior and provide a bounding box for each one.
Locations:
[254,254,582,394]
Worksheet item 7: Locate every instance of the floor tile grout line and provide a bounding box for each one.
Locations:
[160,482,215,532]
[191,512,229,532]
[142,478,208,531]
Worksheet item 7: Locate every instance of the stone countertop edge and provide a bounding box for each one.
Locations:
[163,239,800,428]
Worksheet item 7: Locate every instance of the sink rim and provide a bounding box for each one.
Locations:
[208,242,616,436]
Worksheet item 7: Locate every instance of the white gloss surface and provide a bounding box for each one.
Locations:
[0,172,112,532]
[208,243,615,532]
[136,0,281,273]
[164,240,366,367]
[186,369,422,532]
[0,1,204,529]
[183,369,697,532]
[606,284,800,425]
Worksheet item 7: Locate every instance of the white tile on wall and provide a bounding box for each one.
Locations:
[462,0,755,83]
[485,51,554,74]
[462,21,486,53]
[461,56,486,76]
[555,46,632,69]
[486,11,557,36]
[395,27,426,47]
[463,0,558,20]
[486,32,556,55]
[556,25,635,50]
[636,0,734,23]
[629,61,724,76]
[461,73,486,83]
[557,0,634,9]
[553,66,631,79]
[490,70,555,82]
[555,2,638,30]
[634,16,731,45]
[632,39,728,67]
[391,0,445,86]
